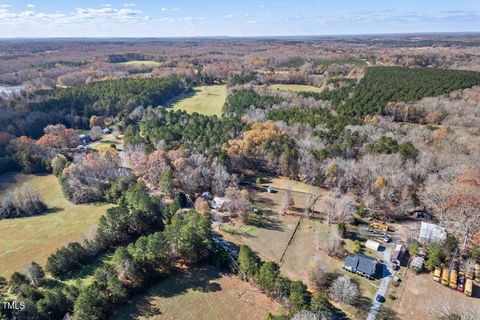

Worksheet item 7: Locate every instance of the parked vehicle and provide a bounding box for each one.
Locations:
[441,267,450,286]
[465,278,473,297]
[449,269,458,289]
[433,267,442,282]
[457,271,465,292]
[375,294,385,303]
[370,222,390,232]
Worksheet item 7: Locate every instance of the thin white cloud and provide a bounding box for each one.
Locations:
[0,5,145,26]
[123,3,136,7]
[161,7,179,12]
[0,4,11,8]
[26,4,35,8]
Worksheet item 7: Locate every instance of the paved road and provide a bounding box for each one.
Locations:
[367,243,395,320]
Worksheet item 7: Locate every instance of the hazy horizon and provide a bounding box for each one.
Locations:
[2,0,479,38]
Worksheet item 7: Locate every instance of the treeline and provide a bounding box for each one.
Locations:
[237,245,335,319]
[106,53,153,63]
[135,109,248,156]
[73,210,212,320]
[229,73,258,86]
[312,129,365,161]
[266,107,360,131]
[1,210,212,320]
[223,89,283,115]
[29,75,185,117]
[365,136,419,160]
[46,181,164,279]
[339,66,480,116]
[298,81,355,106]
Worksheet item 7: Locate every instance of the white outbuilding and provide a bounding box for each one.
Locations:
[365,240,382,251]
[419,222,446,243]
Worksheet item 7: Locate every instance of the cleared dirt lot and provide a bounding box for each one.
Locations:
[394,270,480,319]
[112,266,280,320]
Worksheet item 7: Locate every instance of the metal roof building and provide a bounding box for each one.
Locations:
[419,222,446,243]
[344,253,378,279]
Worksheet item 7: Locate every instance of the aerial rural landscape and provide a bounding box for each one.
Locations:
[0,1,480,320]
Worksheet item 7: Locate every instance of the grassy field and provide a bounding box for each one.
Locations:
[0,173,111,277]
[170,85,227,116]
[270,84,323,93]
[220,176,378,320]
[121,60,161,67]
[88,133,122,151]
[113,266,280,320]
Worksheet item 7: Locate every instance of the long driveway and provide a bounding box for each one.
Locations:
[367,243,395,320]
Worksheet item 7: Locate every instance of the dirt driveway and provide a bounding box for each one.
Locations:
[393,270,480,319]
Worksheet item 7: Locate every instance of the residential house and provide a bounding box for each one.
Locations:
[344,253,378,279]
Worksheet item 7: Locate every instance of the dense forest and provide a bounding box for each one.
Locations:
[133,109,248,156]
[339,66,480,116]
[29,75,185,117]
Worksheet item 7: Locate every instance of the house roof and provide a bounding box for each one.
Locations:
[419,222,446,242]
[344,253,378,276]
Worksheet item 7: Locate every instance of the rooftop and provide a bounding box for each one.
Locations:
[344,253,378,277]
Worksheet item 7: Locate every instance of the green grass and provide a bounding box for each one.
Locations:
[171,85,227,116]
[270,84,323,93]
[121,60,161,67]
[0,173,112,278]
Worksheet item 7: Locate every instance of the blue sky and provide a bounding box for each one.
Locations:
[1,0,479,37]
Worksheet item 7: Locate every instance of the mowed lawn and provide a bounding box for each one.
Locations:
[112,266,280,320]
[171,85,227,116]
[270,84,323,93]
[0,173,112,277]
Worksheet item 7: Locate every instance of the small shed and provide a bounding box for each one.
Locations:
[266,185,274,193]
[411,256,425,272]
[419,222,446,243]
[366,240,381,251]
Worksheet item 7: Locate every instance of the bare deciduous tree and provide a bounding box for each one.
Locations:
[330,276,358,305]
[307,262,327,291]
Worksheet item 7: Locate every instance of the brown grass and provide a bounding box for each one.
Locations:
[112,266,280,320]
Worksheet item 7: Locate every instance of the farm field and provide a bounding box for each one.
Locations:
[0,173,112,277]
[121,60,161,67]
[113,265,280,320]
[270,84,323,93]
[171,85,227,116]
[220,176,379,320]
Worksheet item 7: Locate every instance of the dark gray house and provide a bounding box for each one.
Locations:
[344,253,378,279]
